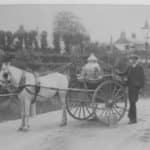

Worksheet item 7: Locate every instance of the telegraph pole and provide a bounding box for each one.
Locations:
[110,35,115,73]
[142,20,150,64]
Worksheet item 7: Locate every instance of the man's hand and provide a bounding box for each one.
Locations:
[115,69,123,76]
[139,88,144,96]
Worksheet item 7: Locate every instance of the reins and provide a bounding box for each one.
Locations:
[0,63,72,101]
[0,69,41,103]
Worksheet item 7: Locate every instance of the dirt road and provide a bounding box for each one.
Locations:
[1,98,150,150]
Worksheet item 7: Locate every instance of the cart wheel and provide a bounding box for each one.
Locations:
[66,90,95,120]
[92,80,127,125]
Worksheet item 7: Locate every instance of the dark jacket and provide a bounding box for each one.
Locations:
[119,64,145,89]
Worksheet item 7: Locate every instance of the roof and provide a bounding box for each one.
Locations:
[115,38,131,44]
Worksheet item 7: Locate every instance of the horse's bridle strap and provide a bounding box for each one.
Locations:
[16,71,26,93]
[21,72,40,104]
[31,72,40,104]
[13,70,40,104]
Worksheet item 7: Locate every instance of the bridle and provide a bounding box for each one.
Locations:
[0,67,26,93]
[1,66,41,103]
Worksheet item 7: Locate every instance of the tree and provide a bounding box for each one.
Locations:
[24,30,38,49]
[53,11,90,54]
[29,30,39,49]
[24,32,30,49]
[40,30,48,49]
[5,31,13,50]
[14,25,26,49]
[0,31,5,50]
[53,32,60,53]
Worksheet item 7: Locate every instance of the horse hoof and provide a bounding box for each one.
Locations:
[60,122,67,127]
[88,117,98,121]
[17,126,24,131]
[22,127,29,132]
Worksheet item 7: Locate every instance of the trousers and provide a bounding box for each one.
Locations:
[128,87,139,121]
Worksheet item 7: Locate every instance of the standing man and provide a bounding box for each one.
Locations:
[119,54,145,124]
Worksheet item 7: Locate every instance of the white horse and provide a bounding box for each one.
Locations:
[0,62,69,131]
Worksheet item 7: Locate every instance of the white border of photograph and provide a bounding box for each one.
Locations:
[0,0,150,5]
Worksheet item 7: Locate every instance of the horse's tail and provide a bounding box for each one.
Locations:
[59,63,71,83]
[52,63,72,83]
[64,69,71,83]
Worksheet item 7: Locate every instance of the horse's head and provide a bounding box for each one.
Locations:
[0,62,11,83]
[0,62,17,91]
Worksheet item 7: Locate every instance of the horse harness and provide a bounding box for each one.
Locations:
[17,71,41,104]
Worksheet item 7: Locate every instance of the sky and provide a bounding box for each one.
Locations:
[0,4,150,45]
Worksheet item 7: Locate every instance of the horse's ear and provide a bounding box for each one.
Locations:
[1,62,10,68]
[3,61,11,66]
[0,63,5,70]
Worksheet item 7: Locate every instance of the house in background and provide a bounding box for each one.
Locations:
[129,33,145,51]
[114,31,150,63]
[115,32,131,52]
[115,31,145,53]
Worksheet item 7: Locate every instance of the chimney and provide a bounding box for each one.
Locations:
[131,33,136,39]
[120,32,126,40]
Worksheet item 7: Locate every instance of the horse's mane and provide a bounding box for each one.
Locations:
[9,65,33,77]
[9,65,61,78]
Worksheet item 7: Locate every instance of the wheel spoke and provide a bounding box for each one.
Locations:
[112,85,118,98]
[108,83,112,99]
[78,106,82,118]
[85,105,92,115]
[113,105,122,117]
[115,104,125,109]
[115,94,125,102]
[112,107,119,119]
[97,88,107,100]
[72,107,80,116]
[114,104,126,113]
[82,106,86,118]
[70,102,81,108]
[114,88,122,98]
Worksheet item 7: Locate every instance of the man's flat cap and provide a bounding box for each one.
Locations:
[128,54,139,60]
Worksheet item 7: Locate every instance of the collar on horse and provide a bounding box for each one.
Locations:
[17,71,41,104]
[16,71,26,93]
[31,72,40,104]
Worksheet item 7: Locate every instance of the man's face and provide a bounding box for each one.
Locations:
[129,58,137,65]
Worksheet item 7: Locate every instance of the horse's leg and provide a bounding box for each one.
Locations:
[30,103,36,117]
[22,98,31,132]
[18,98,25,131]
[59,91,67,126]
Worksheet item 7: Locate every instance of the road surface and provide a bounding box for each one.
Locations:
[1,98,150,150]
